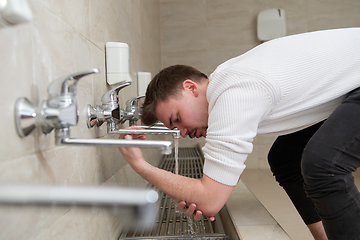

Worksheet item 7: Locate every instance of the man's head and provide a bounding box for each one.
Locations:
[141,65,209,138]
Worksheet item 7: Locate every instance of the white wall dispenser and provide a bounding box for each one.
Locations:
[257,8,286,41]
[0,0,32,29]
[105,42,132,85]
[137,72,151,96]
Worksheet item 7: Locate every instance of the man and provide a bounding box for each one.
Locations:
[118,28,360,240]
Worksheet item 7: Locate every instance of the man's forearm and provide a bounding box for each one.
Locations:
[131,158,234,218]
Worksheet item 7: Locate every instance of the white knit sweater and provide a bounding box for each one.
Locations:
[202,28,360,186]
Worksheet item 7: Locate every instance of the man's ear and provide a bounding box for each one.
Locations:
[182,79,199,97]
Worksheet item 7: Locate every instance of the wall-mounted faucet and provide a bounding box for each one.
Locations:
[16,69,100,137]
[123,95,144,126]
[87,85,143,128]
[14,69,172,155]
[87,83,181,138]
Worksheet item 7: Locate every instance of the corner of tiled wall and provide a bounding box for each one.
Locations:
[0,0,162,239]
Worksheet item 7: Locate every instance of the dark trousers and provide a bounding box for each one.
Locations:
[302,88,360,240]
[269,88,360,240]
[268,121,323,225]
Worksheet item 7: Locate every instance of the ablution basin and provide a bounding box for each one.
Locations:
[119,146,242,240]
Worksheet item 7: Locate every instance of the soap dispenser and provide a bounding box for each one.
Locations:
[105,42,132,85]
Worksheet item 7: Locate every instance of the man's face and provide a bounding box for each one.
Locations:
[155,86,208,138]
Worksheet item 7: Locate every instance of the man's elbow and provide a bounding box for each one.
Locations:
[197,174,235,218]
[201,202,225,218]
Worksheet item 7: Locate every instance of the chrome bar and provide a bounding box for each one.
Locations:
[59,138,173,155]
[157,193,169,235]
[164,196,172,235]
[108,125,181,139]
[0,184,157,207]
[0,184,159,229]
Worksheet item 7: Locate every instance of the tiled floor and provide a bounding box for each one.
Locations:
[240,168,360,240]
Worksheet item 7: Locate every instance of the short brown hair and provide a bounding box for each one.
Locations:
[141,65,208,126]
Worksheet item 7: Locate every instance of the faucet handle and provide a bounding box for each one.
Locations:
[48,68,100,98]
[101,82,131,105]
[125,95,145,112]
[15,69,100,137]
[86,82,131,128]
[122,95,145,126]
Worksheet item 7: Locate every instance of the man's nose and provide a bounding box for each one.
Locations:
[181,130,187,138]
[176,126,187,138]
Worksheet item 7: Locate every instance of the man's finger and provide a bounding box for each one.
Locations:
[194,210,203,221]
[177,201,187,211]
[186,203,197,217]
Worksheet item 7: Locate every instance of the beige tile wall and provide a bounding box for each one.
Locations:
[1,0,360,239]
[160,0,360,169]
[0,0,163,239]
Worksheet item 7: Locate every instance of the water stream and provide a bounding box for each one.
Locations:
[173,138,205,238]
[174,138,179,175]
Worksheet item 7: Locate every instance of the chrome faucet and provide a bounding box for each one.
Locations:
[14,69,173,154]
[87,85,181,138]
[87,86,144,127]
[123,95,144,126]
[15,69,100,136]
[87,82,130,128]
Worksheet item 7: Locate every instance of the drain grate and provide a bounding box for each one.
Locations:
[119,147,229,240]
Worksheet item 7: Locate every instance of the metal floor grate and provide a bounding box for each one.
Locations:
[119,147,229,240]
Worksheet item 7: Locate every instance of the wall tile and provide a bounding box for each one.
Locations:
[0,205,68,240]
[0,154,40,182]
[0,0,162,238]
[307,0,360,31]
[140,0,161,66]
[161,0,208,64]
[37,0,91,39]
[35,208,111,240]
[0,23,35,161]
[89,0,131,50]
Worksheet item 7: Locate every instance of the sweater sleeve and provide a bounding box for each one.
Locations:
[202,69,278,186]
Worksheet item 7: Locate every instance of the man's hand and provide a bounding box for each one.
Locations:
[118,127,146,166]
[117,127,234,221]
[177,200,215,222]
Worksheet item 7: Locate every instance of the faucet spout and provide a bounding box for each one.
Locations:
[108,125,181,139]
[48,68,100,99]
[55,128,173,155]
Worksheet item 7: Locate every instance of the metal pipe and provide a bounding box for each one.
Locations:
[109,128,181,139]
[0,184,158,207]
[54,128,173,155]
[59,138,173,155]
[0,184,159,228]
[108,124,181,139]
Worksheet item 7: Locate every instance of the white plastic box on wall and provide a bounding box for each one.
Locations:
[137,72,151,96]
[257,9,287,41]
[0,0,32,29]
[105,42,132,85]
